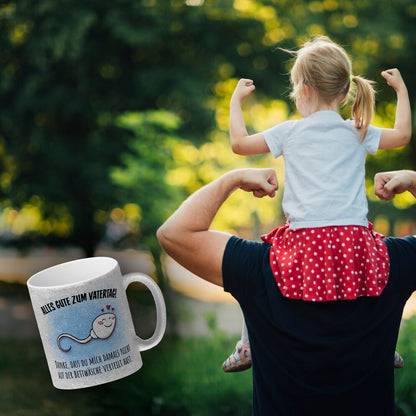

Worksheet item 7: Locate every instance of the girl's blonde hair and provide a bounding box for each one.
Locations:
[288,36,375,141]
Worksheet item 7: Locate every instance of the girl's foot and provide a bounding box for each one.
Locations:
[222,340,251,373]
[394,351,404,369]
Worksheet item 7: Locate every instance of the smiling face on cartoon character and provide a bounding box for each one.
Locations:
[92,313,116,339]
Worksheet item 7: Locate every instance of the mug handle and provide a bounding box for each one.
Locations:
[122,273,167,352]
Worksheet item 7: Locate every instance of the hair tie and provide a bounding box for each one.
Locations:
[350,74,354,83]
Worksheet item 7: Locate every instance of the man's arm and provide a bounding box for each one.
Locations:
[157,168,278,287]
[374,170,416,200]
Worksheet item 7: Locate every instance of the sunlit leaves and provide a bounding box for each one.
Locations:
[111,109,184,250]
[391,193,416,210]
[1,0,415,253]
[9,23,30,44]
[0,197,73,238]
[165,133,283,236]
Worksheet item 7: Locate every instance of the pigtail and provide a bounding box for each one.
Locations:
[351,76,376,142]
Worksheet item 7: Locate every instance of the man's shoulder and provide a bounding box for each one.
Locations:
[384,235,416,253]
[383,235,416,290]
[224,236,270,261]
[222,237,271,299]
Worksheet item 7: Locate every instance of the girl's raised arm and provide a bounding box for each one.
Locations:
[378,69,411,150]
[229,79,270,156]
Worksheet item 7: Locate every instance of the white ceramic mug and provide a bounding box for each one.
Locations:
[27,256,166,390]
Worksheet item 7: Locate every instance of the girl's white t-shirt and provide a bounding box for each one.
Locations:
[263,110,381,229]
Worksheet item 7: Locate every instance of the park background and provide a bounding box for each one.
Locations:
[1,0,416,414]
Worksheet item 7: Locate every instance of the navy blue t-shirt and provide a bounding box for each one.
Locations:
[222,235,416,416]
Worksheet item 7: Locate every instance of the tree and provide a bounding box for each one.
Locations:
[0,0,278,254]
[0,0,415,258]
[110,110,184,292]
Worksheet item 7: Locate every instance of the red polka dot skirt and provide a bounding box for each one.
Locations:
[261,223,390,302]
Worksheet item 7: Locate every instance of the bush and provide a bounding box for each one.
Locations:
[90,335,253,416]
[0,336,252,416]
[5,319,416,415]
[395,316,416,416]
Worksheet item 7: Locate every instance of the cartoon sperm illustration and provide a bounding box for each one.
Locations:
[57,308,116,352]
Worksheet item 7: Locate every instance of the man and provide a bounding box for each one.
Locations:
[157,168,416,415]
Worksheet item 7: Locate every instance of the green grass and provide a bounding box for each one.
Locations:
[3,318,416,415]
[0,335,252,416]
[395,316,416,416]
[5,277,416,415]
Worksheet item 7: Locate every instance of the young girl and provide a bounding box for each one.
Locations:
[223,36,411,372]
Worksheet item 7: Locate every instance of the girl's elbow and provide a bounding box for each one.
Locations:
[403,131,412,145]
[397,131,412,148]
[390,129,412,148]
[230,140,244,155]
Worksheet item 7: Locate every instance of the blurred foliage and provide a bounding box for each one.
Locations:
[395,315,416,415]
[0,334,252,416]
[0,0,415,258]
[2,314,416,415]
[110,109,184,289]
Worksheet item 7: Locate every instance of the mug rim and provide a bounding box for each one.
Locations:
[27,256,118,289]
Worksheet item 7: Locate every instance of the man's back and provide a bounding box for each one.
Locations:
[222,235,416,415]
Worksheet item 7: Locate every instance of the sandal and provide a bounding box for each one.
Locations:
[394,351,404,369]
[222,340,251,373]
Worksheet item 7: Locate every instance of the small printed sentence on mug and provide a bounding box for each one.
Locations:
[54,343,133,381]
